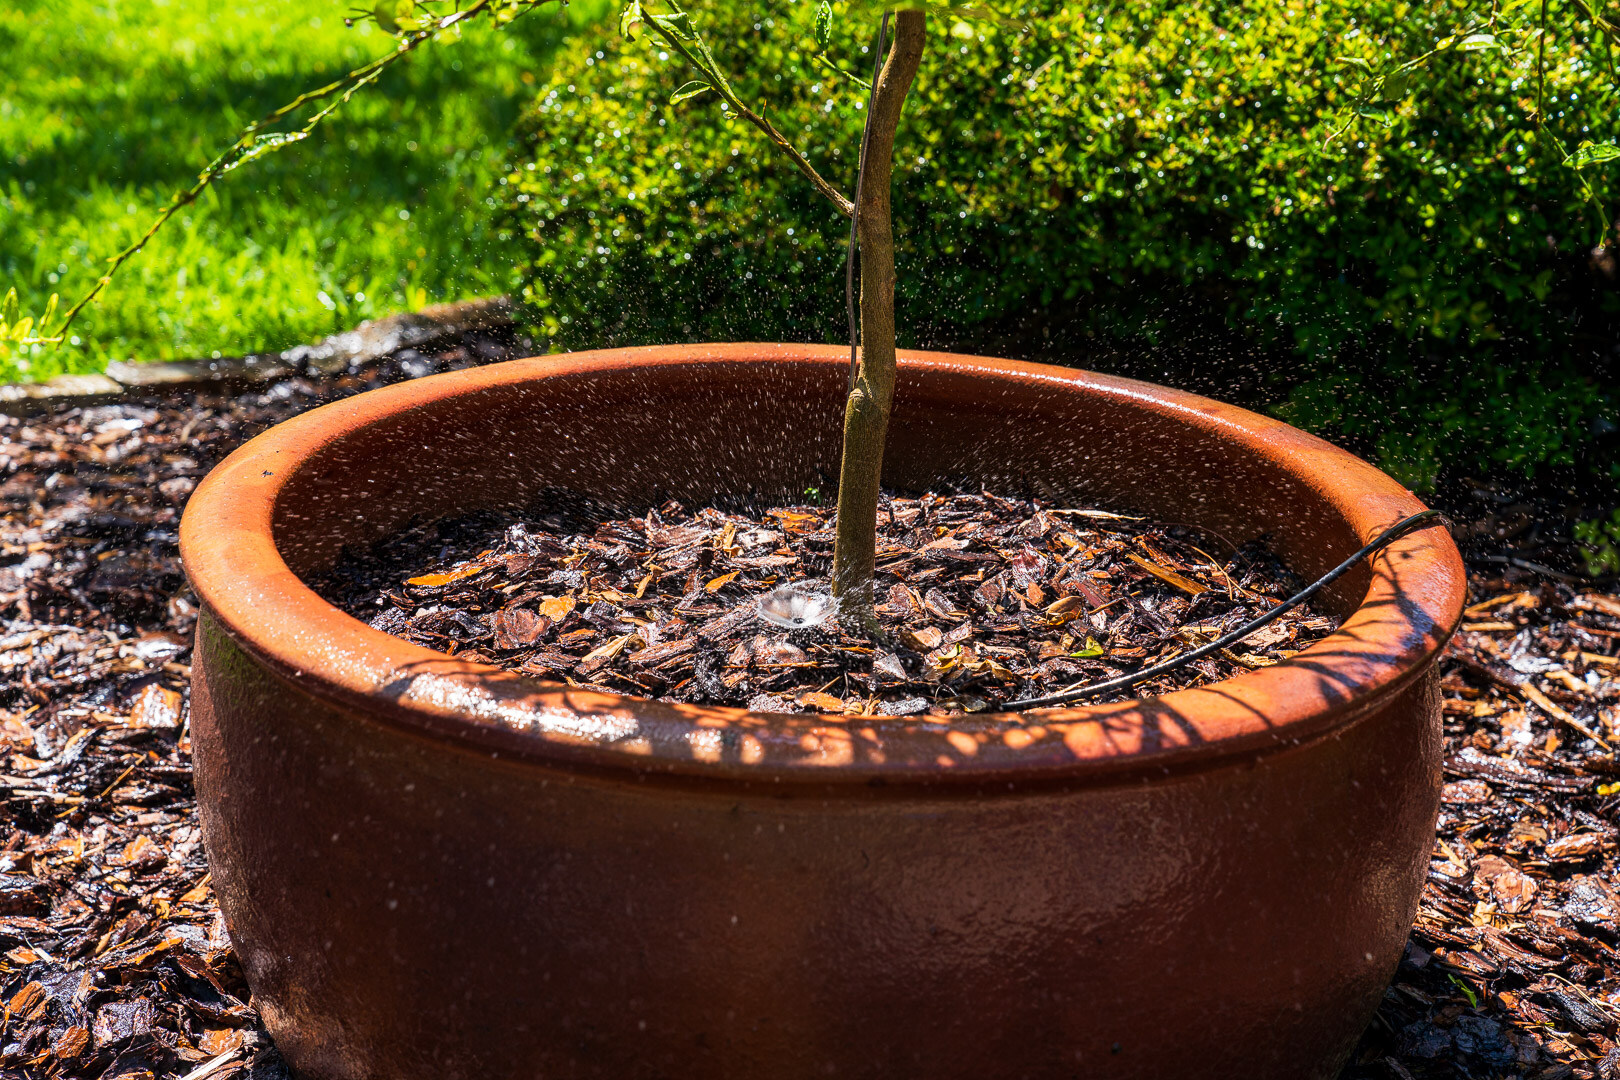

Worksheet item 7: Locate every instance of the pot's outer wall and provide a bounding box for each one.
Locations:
[182,347,1464,1079]
[194,617,1440,1080]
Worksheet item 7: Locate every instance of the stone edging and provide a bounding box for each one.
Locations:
[0,296,513,415]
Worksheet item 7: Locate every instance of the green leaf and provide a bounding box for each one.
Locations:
[1070,637,1105,658]
[619,0,643,41]
[1335,56,1373,71]
[670,80,713,104]
[221,131,309,174]
[814,0,832,51]
[372,1,401,34]
[391,0,425,32]
[1570,141,1620,168]
[1381,69,1414,99]
[1458,32,1498,49]
[647,11,695,41]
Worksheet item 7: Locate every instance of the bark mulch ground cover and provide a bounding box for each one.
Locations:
[0,347,1617,1078]
[314,496,1339,714]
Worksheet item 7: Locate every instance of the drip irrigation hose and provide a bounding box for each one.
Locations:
[847,13,891,391]
[1002,509,1449,711]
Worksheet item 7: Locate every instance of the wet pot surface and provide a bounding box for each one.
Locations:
[179,344,1465,1080]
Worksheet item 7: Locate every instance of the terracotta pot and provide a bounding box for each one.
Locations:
[180,344,1464,1080]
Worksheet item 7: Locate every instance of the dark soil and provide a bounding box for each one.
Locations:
[315,496,1340,714]
[0,335,1617,1078]
[0,330,522,1079]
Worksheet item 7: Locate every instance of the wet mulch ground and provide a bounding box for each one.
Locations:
[315,497,1338,714]
[0,345,1617,1079]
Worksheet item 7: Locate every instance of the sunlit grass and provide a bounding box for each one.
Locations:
[0,0,596,383]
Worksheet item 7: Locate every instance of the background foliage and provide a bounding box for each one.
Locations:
[500,0,1620,490]
[0,0,592,383]
[5,0,1617,511]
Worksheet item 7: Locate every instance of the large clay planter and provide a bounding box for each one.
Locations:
[179,344,1464,1080]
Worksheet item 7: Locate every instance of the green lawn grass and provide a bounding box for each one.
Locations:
[0,0,597,384]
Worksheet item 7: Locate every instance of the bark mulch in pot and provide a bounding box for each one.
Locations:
[0,349,1617,1078]
[313,496,1340,714]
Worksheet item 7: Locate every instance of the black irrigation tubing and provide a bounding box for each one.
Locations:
[1003,509,1450,711]
[847,12,891,392]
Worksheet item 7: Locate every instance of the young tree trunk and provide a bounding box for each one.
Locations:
[830,8,925,626]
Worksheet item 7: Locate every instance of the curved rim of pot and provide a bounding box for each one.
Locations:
[179,343,1465,788]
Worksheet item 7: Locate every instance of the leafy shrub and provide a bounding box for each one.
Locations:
[1577,508,1620,575]
[498,0,1620,489]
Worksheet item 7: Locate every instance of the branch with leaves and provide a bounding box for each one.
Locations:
[1,290,58,354]
[621,0,856,217]
[1327,0,1619,242]
[812,2,875,90]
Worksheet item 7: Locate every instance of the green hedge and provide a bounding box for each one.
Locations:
[498,0,1620,489]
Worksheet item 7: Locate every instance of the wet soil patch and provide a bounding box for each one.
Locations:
[0,345,1617,1077]
[314,495,1341,714]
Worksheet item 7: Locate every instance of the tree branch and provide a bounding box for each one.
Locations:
[45,0,559,342]
[643,6,854,217]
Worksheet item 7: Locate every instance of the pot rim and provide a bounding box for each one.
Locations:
[179,343,1465,787]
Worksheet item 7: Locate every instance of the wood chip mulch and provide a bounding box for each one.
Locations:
[314,496,1339,714]
[0,356,1617,1079]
